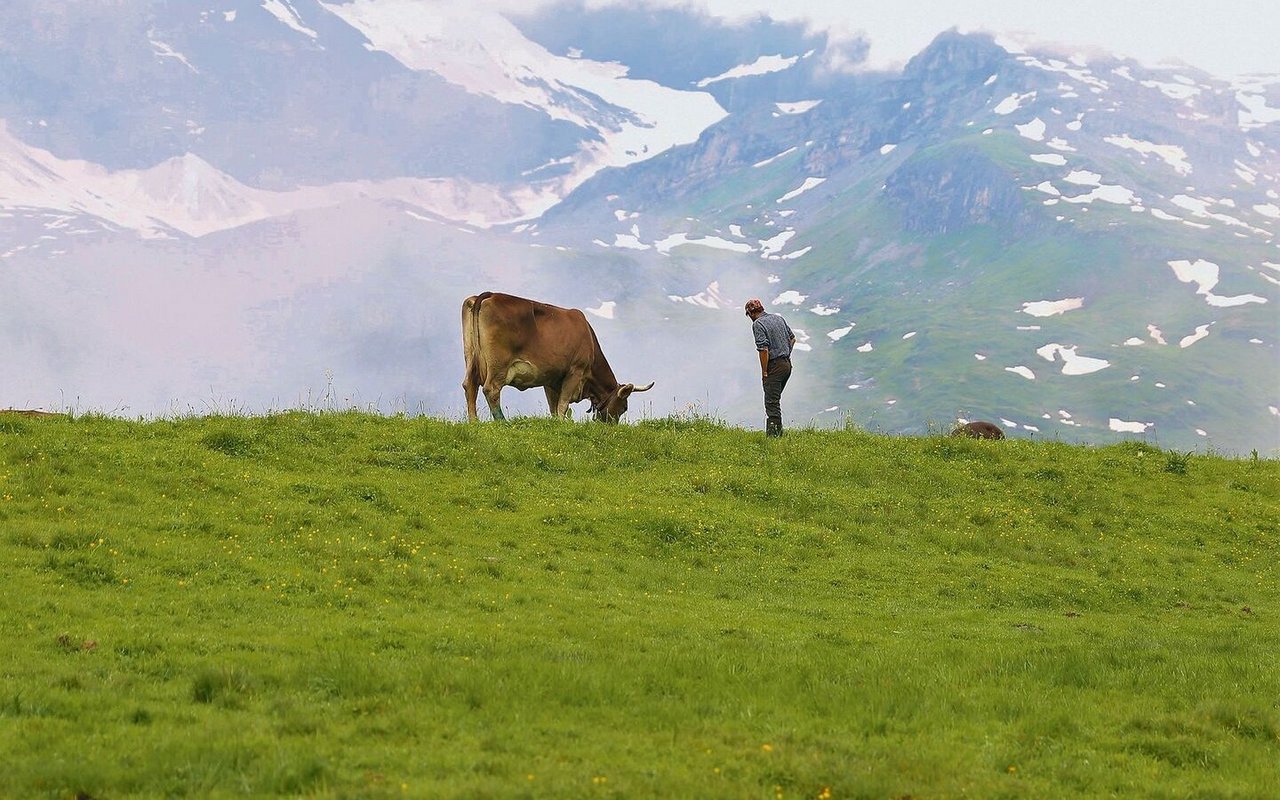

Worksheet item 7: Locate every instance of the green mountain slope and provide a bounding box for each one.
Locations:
[528,32,1279,454]
[2,412,1276,797]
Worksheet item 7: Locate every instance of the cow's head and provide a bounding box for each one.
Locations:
[592,382,654,423]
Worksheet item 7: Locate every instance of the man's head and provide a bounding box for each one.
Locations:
[744,298,765,320]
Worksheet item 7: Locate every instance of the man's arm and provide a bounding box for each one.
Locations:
[753,319,771,378]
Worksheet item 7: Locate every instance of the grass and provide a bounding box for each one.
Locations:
[1,411,1277,798]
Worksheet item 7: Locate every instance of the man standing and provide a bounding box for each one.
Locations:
[745,298,796,437]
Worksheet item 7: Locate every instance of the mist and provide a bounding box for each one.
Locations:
[1,199,818,429]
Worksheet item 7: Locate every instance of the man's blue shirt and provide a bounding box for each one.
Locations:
[752,312,794,360]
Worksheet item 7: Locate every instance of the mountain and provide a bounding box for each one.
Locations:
[1,2,1277,454]
[0,0,731,225]
[517,28,1280,453]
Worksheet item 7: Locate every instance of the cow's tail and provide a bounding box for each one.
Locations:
[461,291,492,389]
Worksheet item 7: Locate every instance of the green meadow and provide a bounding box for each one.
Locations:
[1,411,1276,799]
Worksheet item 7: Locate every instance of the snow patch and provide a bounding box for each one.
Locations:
[1236,85,1280,129]
[1109,418,1152,433]
[1035,343,1111,375]
[1179,324,1212,348]
[263,0,319,39]
[774,246,812,261]
[775,100,821,115]
[772,290,807,305]
[759,229,796,257]
[1141,79,1199,100]
[654,233,753,255]
[1170,194,1268,233]
[150,34,199,73]
[776,177,826,203]
[698,54,799,87]
[1021,56,1109,93]
[1061,184,1138,206]
[1021,297,1083,317]
[994,91,1035,115]
[753,147,798,168]
[668,281,730,309]
[1016,118,1046,141]
[612,232,649,250]
[1065,170,1101,186]
[1030,153,1067,165]
[1105,134,1191,175]
[827,325,854,342]
[1168,259,1268,307]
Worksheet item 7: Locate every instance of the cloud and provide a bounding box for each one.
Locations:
[490,0,1280,78]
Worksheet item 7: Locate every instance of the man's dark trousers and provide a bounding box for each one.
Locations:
[763,356,792,436]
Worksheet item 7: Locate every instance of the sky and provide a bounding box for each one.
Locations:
[505,0,1280,79]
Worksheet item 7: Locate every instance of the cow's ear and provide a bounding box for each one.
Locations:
[619,383,635,399]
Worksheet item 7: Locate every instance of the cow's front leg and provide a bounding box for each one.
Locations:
[482,380,507,421]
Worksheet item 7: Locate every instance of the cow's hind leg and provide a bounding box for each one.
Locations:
[556,374,586,419]
[482,380,507,421]
[463,374,480,421]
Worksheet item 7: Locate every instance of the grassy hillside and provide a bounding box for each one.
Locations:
[1,411,1277,799]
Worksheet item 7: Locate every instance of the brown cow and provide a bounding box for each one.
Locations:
[951,420,1006,440]
[461,292,653,422]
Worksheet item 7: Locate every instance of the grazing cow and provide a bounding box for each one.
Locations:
[461,292,653,422]
[952,420,1006,440]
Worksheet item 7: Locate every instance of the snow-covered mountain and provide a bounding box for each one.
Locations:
[0,0,727,230]
[1,2,1276,453]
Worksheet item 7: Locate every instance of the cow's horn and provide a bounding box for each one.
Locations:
[633,382,654,393]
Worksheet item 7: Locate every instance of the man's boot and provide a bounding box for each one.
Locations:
[766,418,782,437]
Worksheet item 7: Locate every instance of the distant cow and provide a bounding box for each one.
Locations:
[462,292,653,422]
[952,420,1006,440]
